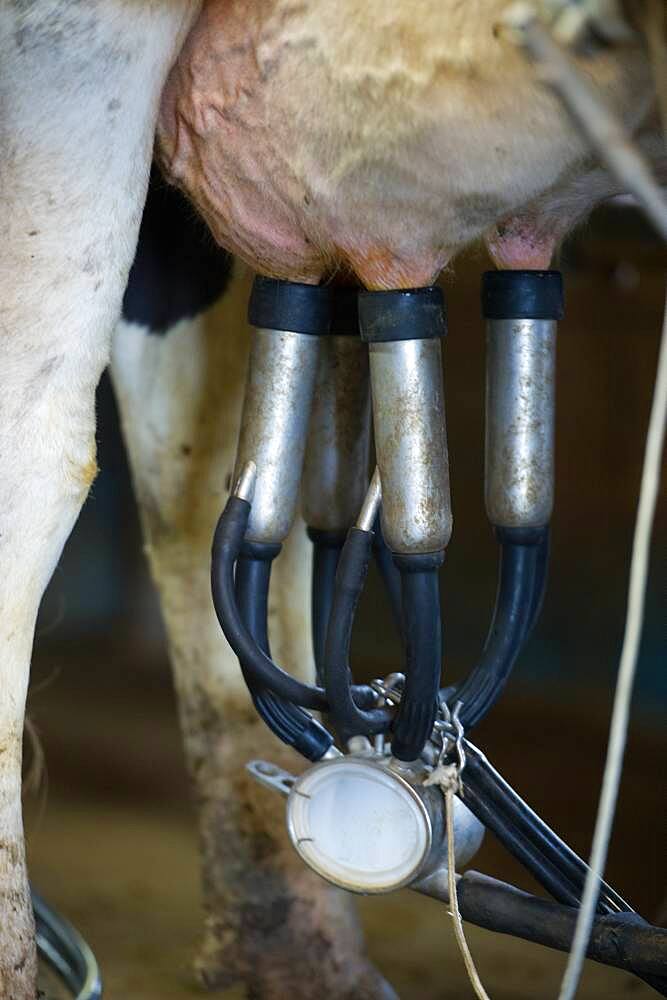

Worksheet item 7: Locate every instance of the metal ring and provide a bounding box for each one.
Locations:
[33,887,102,1000]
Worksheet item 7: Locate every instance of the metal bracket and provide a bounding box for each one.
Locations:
[246,759,297,797]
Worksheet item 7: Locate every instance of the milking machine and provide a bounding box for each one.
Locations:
[211,273,667,993]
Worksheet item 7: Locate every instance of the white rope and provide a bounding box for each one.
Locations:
[427,763,492,1000]
[557,290,667,999]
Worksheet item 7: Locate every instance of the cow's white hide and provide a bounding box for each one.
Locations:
[0,3,200,996]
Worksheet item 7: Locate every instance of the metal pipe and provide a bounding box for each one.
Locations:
[370,338,452,553]
[302,290,371,533]
[483,270,561,529]
[359,287,451,556]
[233,277,331,545]
[234,326,320,544]
[485,318,557,528]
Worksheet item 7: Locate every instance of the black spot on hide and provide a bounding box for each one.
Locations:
[122,166,233,335]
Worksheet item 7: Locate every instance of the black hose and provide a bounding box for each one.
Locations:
[234,549,327,756]
[460,776,584,908]
[235,546,276,656]
[323,531,444,758]
[308,529,345,683]
[453,527,544,731]
[235,549,336,759]
[391,553,444,761]
[211,497,333,760]
[211,496,376,713]
[324,527,393,742]
[236,545,334,760]
[458,762,667,996]
[212,497,325,709]
[468,742,630,914]
[309,520,403,686]
[372,516,403,640]
[526,526,550,637]
[461,741,631,915]
[415,870,667,992]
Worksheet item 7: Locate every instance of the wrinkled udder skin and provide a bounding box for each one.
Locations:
[157,0,652,288]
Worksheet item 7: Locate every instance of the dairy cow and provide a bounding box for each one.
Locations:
[0,2,663,998]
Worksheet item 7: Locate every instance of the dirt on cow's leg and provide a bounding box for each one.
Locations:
[111,262,397,999]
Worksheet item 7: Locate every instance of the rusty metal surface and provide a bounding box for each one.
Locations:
[233,327,319,544]
[485,318,557,529]
[369,338,452,554]
[302,335,371,532]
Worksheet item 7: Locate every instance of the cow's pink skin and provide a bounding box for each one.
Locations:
[157,0,657,286]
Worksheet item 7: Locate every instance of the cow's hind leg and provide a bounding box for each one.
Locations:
[111,177,396,999]
[0,5,199,997]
